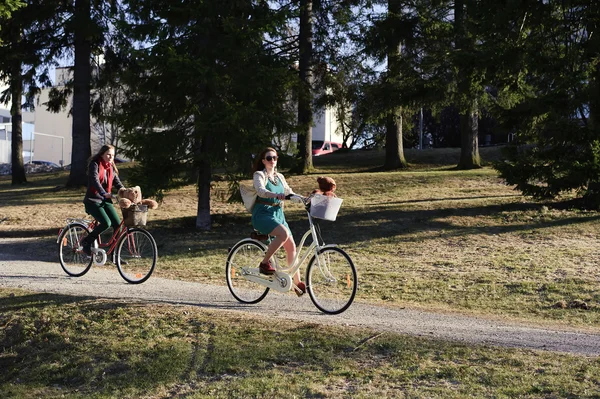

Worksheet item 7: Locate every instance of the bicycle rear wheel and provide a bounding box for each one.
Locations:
[116,228,157,284]
[226,239,270,304]
[58,223,94,277]
[307,246,357,315]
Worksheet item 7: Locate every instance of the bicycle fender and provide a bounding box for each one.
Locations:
[56,222,90,244]
[235,238,268,251]
[318,244,339,251]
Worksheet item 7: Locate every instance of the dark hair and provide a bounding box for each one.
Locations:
[252,147,278,173]
[89,144,119,175]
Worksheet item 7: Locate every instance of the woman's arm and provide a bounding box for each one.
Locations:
[278,173,295,196]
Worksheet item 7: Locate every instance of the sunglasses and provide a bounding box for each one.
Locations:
[264,155,278,162]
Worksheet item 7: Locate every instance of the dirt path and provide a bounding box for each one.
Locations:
[1,237,599,356]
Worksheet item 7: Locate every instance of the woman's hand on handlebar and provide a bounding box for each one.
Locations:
[285,193,308,204]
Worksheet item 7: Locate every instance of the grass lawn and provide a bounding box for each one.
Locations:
[1,288,599,399]
[1,147,599,329]
[1,147,600,397]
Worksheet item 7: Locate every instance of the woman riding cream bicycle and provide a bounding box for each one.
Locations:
[251,147,306,296]
[80,144,124,256]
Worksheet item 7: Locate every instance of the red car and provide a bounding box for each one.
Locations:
[312,141,342,156]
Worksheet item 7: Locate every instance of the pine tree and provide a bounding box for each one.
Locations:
[0,0,65,184]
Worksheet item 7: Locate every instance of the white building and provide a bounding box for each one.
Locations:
[0,82,36,164]
[31,67,73,166]
[313,104,344,145]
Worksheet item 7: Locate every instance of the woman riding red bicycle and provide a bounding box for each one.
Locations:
[80,144,124,256]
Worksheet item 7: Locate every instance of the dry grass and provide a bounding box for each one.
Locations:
[1,147,599,329]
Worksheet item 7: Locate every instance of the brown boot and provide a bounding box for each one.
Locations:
[259,261,276,275]
[295,282,306,297]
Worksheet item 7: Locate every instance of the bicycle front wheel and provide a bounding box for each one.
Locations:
[226,239,270,304]
[58,223,94,277]
[116,228,157,284]
[307,246,357,315]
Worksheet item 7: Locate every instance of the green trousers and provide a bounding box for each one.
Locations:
[85,200,121,239]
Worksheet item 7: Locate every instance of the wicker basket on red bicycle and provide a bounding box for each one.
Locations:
[121,204,148,227]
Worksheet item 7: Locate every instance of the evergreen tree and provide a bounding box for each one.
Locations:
[454,0,480,169]
[44,0,118,187]
[109,0,296,229]
[491,1,600,207]
[0,0,65,184]
[68,0,93,187]
[296,0,314,173]
[383,0,408,169]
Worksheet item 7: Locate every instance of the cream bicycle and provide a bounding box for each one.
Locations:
[226,194,357,314]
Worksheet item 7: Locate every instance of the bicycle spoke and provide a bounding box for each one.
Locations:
[116,228,157,284]
[58,223,93,277]
[307,247,357,314]
[226,240,270,304]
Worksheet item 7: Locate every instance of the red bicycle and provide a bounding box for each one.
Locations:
[57,208,157,284]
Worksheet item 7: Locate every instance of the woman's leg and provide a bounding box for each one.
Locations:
[85,202,112,238]
[104,202,121,234]
[262,224,291,264]
[83,202,113,255]
[280,233,302,285]
[262,225,302,284]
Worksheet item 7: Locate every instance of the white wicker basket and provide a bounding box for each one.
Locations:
[310,194,343,221]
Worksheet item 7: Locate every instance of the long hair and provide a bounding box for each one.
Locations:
[88,144,119,175]
[252,147,277,173]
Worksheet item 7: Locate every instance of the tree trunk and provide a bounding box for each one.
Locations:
[296,0,313,173]
[589,55,600,130]
[196,135,214,230]
[66,0,92,187]
[10,56,26,184]
[458,103,481,169]
[384,110,406,169]
[454,0,481,170]
[383,0,407,170]
[583,57,600,208]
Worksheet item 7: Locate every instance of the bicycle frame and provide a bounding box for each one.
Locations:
[243,196,336,293]
[57,217,132,265]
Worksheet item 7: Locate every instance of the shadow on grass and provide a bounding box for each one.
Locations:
[0,292,97,312]
[0,228,58,239]
[2,194,599,260]
[301,199,600,247]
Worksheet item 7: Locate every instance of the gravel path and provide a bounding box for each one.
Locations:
[1,237,599,356]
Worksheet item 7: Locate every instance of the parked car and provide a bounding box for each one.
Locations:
[31,160,61,168]
[312,141,342,156]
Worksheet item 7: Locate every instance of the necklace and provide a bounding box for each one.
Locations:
[265,170,279,186]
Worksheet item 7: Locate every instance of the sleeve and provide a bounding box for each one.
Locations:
[278,173,295,196]
[112,168,124,191]
[253,171,272,198]
[89,161,107,196]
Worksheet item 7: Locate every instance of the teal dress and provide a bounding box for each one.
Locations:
[252,177,290,235]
